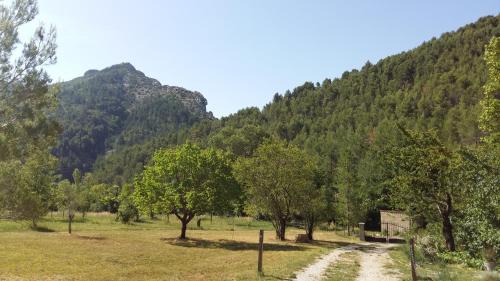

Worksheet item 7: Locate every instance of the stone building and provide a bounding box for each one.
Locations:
[380,210,410,229]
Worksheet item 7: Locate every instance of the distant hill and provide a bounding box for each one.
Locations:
[53,63,213,179]
[65,15,500,186]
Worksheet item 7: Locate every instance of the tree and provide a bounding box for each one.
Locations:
[234,140,315,241]
[0,0,58,161]
[335,130,365,235]
[134,143,238,239]
[73,170,92,220]
[390,127,464,251]
[56,179,77,234]
[479,36,500,145]
[453,147,500,258]
[0,0,59,225]
[298,177,328,240]
[56,169,84,234]
[117,184,139,224]
[0,150,57,227]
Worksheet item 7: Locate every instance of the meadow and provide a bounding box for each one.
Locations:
[0,213,355,281]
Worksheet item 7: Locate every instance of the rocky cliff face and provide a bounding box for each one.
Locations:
[54,63,213,178]
[77,63,213,119]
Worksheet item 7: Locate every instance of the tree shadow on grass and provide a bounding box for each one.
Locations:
[259,273,289,280]
[30,225,55,232]
[309,240,357,249]
[160,237,306,252]
[75,235,107,241]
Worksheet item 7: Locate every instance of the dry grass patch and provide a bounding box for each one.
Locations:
[324,251,361,281]
[0,214,348,281]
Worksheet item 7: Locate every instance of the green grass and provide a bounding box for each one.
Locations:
[324,251,361,281]
[386,245,484,281]
[0,212,347,281]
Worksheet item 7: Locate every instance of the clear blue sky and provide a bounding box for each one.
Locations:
[28,0,500,117]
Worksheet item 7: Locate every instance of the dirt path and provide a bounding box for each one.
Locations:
[292,243,401,281]
[292,245,359,281]
[356,244,401,281]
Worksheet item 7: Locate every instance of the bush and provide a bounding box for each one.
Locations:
[415,234,442,261]
[117,199,139,224]
[436,251,483,269]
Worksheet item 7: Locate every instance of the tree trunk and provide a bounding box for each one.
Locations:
[32,218,37,228]
[180,220,187,239]
[439,194,456,251]
[68,214,73,234]
[441,214,455,251]
[197,218,202,228]
[174,210,193,240]
[275,218,286,241]
[305,216,315,241]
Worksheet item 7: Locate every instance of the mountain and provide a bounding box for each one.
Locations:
[53,63,213,179]
[78,15,499,187]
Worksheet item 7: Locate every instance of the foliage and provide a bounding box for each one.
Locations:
[87,183,121,213]
[297,170,331,240]
[53,63,210,179]
[389,127,465,251]
[134,143,239,239]
[0,0,59,226]
[479,36,500,145]
[436,251,484,269]
[117,184,139,224]
[0,0,59,162]
[90,16,500,201]
[0,150,57,226]
[453,146,500,259]
[234,139,316,240]
[56,180,77,217]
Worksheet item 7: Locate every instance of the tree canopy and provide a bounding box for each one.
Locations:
[134,143,238,239]
[234,140,316,240]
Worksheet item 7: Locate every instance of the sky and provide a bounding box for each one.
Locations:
[22,0,500,117]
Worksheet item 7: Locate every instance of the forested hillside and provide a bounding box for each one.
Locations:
[93,15,499,196]
[53,63,213,179]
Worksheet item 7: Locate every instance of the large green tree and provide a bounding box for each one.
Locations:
[134,143,238,239]
[0,0,58,161]
[390,128,465,251]
[234,140,316,241]
[0,0,59,224]
[0,150,56,226]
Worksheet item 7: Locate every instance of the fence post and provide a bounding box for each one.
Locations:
[258,230,264,273]
[359,222,365,241]
[385,223,388,243]
[409,238,417,281]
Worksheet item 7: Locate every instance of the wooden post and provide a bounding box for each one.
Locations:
[258,230,264,273]
[409,238,417,281]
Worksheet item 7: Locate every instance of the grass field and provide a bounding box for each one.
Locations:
[0,213,355,281]
[386,245,485,281]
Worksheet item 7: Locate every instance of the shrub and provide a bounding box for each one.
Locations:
[117,199,139,224]
[416,234,442,261]
[436,251,483,269]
